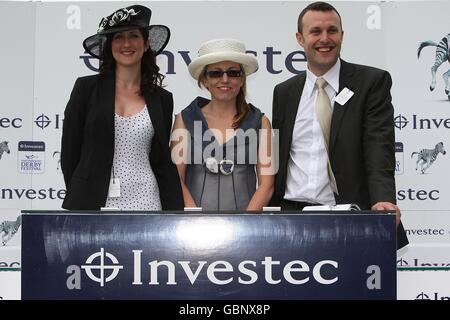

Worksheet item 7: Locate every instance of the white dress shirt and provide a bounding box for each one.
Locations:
[284,60,341,205]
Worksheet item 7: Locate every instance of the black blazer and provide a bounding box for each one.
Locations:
[270,59,408,248]
[61,74,184,210]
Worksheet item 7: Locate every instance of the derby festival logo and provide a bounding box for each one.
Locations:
[395,142,404,175]
[18,141,45,173]
[80,248,123,287]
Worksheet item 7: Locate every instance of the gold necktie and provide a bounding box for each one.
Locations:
[316,77,338,194]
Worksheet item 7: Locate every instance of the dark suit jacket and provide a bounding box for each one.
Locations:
[270,59,408,249]
[61,74,184,210]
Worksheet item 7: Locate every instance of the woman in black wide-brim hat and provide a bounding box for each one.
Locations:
[61,5,183,211]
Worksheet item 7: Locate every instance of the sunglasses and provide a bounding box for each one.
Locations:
[205,69,243,78]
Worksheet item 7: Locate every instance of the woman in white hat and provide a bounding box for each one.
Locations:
[61,5,183,211]
[171,38,274,211]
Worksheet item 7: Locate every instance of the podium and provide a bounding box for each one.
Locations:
[21,211,396,300]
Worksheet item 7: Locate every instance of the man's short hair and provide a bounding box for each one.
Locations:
[297,1,342,33]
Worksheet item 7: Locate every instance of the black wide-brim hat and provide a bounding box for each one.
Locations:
[82,5,170,60]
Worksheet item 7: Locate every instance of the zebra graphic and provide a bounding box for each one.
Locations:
[0,141,10,160]
[0,216,21,246]
[417,33,450,100]
[411,142,446,174]
[53,151,61,170]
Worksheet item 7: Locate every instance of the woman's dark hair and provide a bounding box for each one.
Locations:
[198,65,250,129]
[99,28,165,95]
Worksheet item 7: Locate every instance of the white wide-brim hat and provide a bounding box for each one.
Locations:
[188,39,259,80]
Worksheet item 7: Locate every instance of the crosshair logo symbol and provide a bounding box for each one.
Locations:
[396,258,409,266]
[394,114,409,130]
[415,292,430,300]
[81,248,123,287]
[80,52,99,72]
[34,114,51,130]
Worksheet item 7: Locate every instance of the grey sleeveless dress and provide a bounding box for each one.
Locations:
[181,97,263,211]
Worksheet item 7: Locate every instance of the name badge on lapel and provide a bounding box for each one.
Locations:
[335,87,354,106]
[107,178,121,198]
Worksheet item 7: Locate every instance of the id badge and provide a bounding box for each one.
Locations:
[107,178,121,198]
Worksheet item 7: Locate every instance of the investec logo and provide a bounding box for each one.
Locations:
[415,292,450,300]
[397,258,450,267]
[34,113,63,130]
[81,48,308,75]
[395,114,450,130]
[80,248,123,287]
[66,248,341,290]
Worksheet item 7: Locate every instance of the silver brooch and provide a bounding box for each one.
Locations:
[204,157,234,175]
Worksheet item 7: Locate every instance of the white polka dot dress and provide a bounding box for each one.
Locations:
[105,105,162,210]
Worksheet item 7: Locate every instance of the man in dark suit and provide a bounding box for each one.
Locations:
[270,1,408,248]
